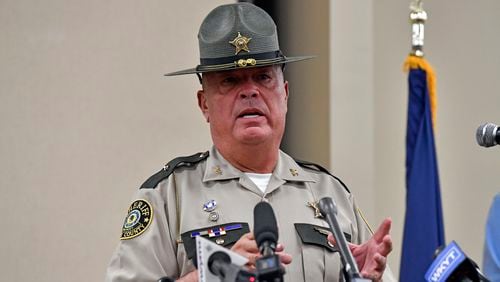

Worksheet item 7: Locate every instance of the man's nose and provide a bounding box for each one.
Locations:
[239,80,259,99]
[240,91,258,99]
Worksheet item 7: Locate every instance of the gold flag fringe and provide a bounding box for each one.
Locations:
[404,55,437,130]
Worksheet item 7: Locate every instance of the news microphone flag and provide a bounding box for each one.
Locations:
[400,55,445,281]
[424,241,466,282]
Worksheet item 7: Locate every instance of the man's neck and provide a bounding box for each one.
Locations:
[216,143,279,173]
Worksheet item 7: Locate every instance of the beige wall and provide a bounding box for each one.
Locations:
[2,0,500,281]
[330,0,377,231]
[278,0,332,168]
[374,0,500,276]
[0,1,230,281]
[332,0,500,277]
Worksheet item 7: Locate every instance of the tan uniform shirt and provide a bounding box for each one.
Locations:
[106,147,394,281]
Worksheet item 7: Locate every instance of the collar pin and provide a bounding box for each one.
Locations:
[213,166,223,176]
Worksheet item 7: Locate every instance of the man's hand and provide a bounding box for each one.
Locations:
[327,218,393,281]
[231,232,292,268]
[231,232,260,268]
[275,243,293,265]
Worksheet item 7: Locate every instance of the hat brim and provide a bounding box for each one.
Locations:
[164,55,314,76]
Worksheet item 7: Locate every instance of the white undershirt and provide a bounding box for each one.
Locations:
[245,172,272,193]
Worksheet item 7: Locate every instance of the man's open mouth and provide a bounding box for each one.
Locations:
[238,109,264,119]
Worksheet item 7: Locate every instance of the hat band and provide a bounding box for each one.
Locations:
[195,57,286,72]
[199,51,282,66]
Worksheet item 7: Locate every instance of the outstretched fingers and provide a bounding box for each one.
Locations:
[379,234,393,257]
[372,218,392,242]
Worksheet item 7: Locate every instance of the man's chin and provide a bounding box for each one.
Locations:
[235,128,272,145]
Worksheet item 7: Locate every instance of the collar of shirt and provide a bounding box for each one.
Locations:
[202,146,316,195]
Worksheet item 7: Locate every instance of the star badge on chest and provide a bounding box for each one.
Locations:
[307,201,323,218]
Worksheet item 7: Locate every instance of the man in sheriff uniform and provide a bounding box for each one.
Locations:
[106,3,395,282]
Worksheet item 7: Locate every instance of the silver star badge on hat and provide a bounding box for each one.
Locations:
[229,32,251,55]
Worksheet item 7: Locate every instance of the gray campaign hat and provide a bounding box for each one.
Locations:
[165,2,313,76]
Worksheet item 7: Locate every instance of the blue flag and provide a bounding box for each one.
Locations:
[400,56,445,281]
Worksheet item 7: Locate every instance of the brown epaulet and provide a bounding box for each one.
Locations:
[140,151,209,189]
[294,159,351,194]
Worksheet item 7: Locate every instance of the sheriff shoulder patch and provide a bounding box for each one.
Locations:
[121,199,153,240]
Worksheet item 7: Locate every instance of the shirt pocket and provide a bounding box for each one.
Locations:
[294,223,351,282]
[180,222,250,266]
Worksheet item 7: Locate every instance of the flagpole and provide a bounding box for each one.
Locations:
[409,0,427,57]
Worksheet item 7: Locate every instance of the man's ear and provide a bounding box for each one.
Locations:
[284,80,289,102]
[197,90,210,122]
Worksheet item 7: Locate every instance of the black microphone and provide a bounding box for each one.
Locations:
[254,201,278,256]
[253,201,283,282]
[425,241,490,282]
[208,251,256,282]
[318,197,371,282]
[476,123,500,147]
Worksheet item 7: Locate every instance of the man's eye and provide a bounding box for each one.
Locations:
[222,77,237,84]
[258,74,271,80]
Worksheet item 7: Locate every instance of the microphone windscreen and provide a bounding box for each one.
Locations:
[208,251,231,274]
[318,197,337,216]
[476,122,498,147]
[253,202,278,247]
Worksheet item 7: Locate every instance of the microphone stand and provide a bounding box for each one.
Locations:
[319,197,372,282]
[255,253,283,282]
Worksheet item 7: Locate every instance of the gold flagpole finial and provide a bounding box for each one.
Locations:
[409,0,427,57]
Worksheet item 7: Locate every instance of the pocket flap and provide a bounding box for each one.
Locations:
[294,223,351,253]
[181,222,250,262]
